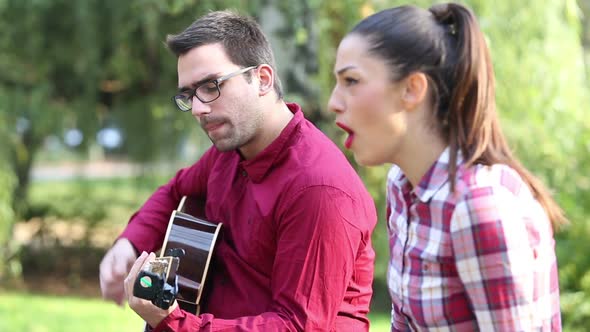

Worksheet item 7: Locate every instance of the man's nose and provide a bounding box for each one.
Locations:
[191,95,211,117]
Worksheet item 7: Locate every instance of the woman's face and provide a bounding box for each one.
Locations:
[328,34,409,166]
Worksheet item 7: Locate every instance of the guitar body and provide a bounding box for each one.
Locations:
[143,196,222,331]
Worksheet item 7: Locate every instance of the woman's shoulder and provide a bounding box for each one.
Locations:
[451,163,545,224]
[456,163,528,198]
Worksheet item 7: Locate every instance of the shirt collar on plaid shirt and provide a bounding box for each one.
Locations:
[391,147,463,203]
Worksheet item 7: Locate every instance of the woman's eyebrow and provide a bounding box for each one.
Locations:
[335,65,356,76]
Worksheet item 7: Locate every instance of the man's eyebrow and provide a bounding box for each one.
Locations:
[178,72,221,92]
[335,65,356,76]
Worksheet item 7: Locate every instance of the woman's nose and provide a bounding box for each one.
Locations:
[327,88,344,114]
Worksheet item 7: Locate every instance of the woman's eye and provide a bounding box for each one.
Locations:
[344,77,358,86]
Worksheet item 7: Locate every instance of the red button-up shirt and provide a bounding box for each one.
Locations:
[120,103,377,331]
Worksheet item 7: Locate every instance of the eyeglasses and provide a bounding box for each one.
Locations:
[172,66,257,112]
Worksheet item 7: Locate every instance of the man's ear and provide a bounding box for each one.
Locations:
[401,72,428,111]
[256,64,274,96]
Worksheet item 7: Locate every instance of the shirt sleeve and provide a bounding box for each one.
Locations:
[152,185,373,332]
[119,148,214,253]
[153,307,297,332]
[450,185,542,330]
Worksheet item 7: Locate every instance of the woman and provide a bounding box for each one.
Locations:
[328,2,565,331]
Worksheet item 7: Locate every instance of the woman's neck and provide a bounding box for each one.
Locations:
[395,128,447,188]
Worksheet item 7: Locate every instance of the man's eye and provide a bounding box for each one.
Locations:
[199,82,219,93]
[178,91,192,99]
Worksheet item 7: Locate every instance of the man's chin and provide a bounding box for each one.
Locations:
[211,139,238,152]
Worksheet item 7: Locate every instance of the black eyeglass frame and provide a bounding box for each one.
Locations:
[172,66,258,112]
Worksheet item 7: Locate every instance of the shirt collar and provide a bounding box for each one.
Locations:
[391,147,462,203]
[239,102,303,183]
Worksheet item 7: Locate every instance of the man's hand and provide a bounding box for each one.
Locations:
[99,238,138,305]
[124,252,178,328]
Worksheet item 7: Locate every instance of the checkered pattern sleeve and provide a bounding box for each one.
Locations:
[450,171,561,331]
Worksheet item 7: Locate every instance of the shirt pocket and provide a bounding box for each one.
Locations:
[405,245,468,327]
[406,232,463,298]
[235,214,275,271]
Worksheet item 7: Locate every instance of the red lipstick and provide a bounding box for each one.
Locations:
[336,122,355,149]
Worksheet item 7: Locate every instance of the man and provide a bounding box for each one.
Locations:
[99,10,377,332]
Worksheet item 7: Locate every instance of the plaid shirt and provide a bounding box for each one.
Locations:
[386,148,561,331]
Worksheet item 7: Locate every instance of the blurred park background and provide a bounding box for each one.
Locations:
[0,0,589,331]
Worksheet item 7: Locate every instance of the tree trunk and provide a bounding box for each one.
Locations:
[11,126,37,217]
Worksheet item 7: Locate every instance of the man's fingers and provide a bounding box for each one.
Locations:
[99,251,120,300]
[115,291,126,307]
[127,251,149,281]
[112,250,132,278]
[99,250,115,281]
[124,252,154,303]
[98,241,144,306]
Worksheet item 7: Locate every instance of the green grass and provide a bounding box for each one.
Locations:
[0,291,390,331]
[0,292,144,332]
[368,311,391,331]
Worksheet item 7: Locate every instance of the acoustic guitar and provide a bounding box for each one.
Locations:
[142,196,222,331]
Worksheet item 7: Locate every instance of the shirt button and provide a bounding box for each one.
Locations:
[241,170,247,177]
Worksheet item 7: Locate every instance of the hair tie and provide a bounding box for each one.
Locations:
[429,4,457,36]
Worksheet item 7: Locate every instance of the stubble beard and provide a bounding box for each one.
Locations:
[212,134,241,152]
[210,120,255,152]
[216,112,263,153]
[207,100,264,152]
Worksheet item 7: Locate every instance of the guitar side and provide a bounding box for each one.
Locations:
[142,196,222,331]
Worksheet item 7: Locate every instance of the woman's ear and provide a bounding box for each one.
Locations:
[256,64,274,96]
[401,72,428,111]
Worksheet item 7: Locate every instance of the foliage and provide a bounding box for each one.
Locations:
[458,1,590,328]
[24,175,168,244]
[1,0,589,328]
[0,0,254,214]
[0,91,17,282]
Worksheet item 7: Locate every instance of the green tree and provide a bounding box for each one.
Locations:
[2,0,589,327]
[0,0,275,283]
[0,0,263,214]
[0,92,17,283]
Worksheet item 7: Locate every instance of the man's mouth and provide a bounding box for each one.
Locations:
[201,118,226,136]
[336,122,355,149]
[204,122,224,133]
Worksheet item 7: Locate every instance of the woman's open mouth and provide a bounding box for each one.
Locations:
[336,122,355,149]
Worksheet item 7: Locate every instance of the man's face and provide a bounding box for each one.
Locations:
[176,43,263,152]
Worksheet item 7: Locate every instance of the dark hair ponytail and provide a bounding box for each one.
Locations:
[428,3,497,188]
[351,2,566,229]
